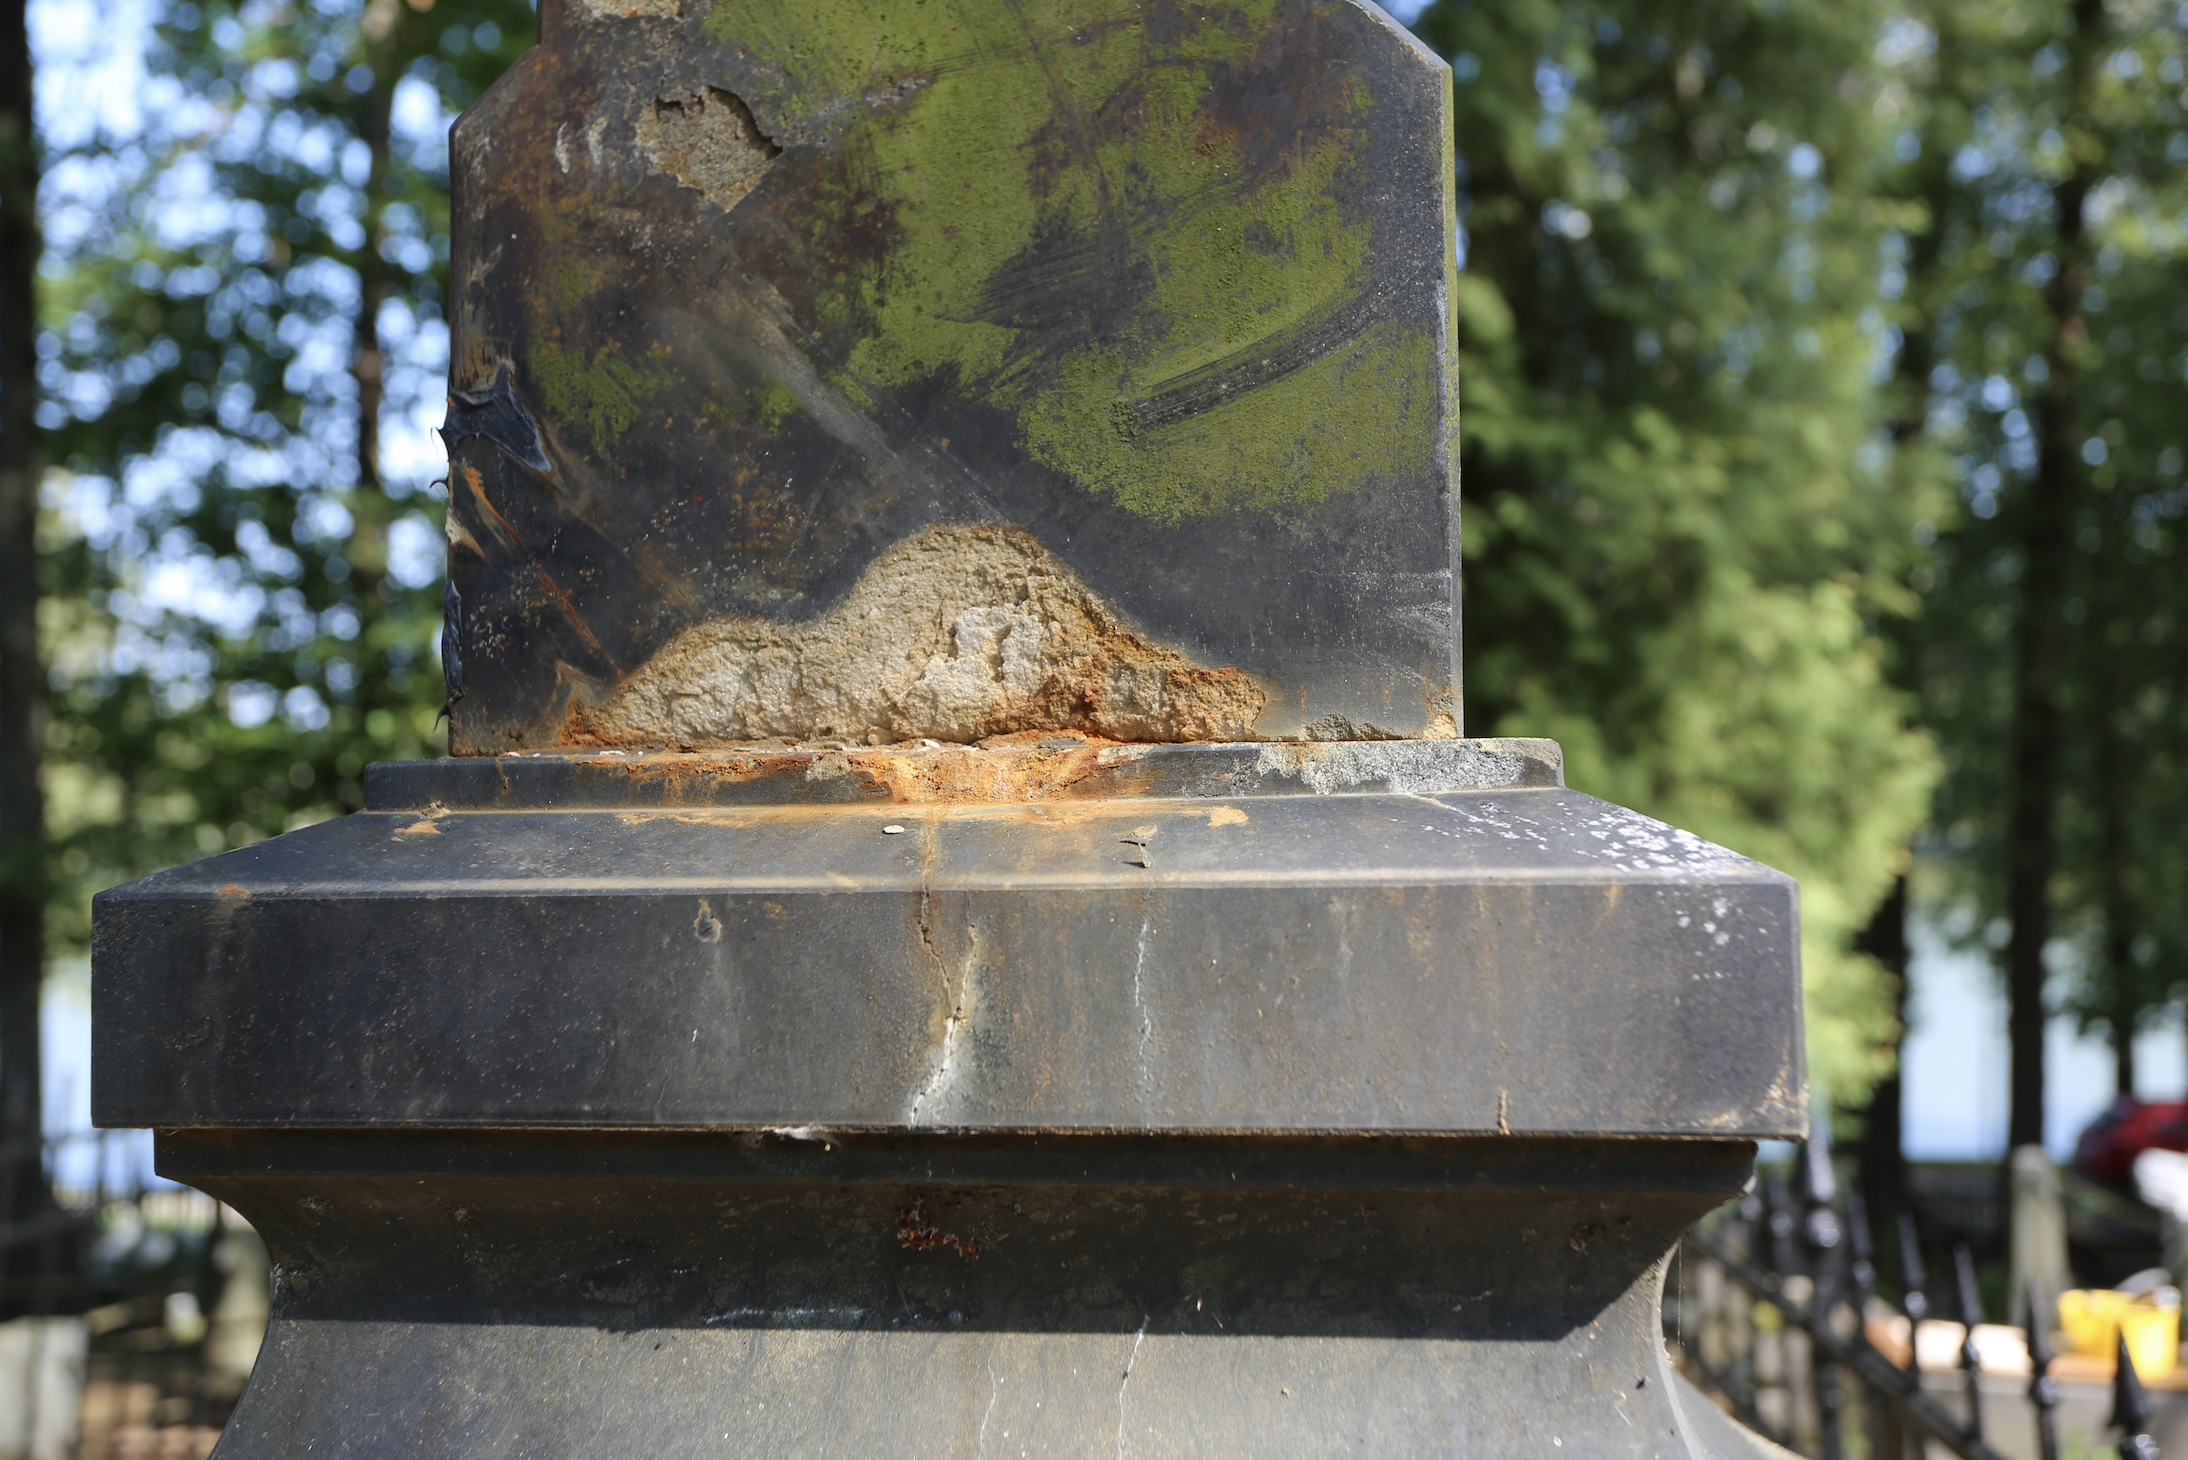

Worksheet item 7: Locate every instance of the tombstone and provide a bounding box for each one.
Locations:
[2008,1144,2070,1330]
[94,3,1802,1454]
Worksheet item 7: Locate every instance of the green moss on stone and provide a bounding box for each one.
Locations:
[755,378,800,431]
[1025,318,1438,522]
[828,371,876,412]
[532,340,668,444]
[705,0,1423,520]
[550,264,595,318]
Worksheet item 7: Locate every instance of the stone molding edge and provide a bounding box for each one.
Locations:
[365,737,1566,810]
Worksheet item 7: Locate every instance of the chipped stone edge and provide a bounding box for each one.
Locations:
[1247,737,1562,796]
[364,737,1567,812]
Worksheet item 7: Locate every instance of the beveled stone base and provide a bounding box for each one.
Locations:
[167,1129,1780,1458]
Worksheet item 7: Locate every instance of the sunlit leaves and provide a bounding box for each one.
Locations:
[33,0,536,954]
[1414,0,1951,1105]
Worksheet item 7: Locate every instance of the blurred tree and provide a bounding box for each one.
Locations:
[2,0,52,1247]
[1903,0,2188,1127]
[1848,6,1984,1213]
[1411,0,1949,1107]
[34,0,532,973]
[2033,5,2188,1111]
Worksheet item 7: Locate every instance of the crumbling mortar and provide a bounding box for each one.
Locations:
[569,526,1269,749]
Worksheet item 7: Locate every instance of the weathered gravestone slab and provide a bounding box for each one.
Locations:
[91,3,1802,1455]
[441,0,1461,750]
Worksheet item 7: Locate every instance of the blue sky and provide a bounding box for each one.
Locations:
[1901,917,2171,1159]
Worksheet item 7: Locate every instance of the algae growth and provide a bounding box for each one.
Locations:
[706,0,1430,521]
[754,378,800,432]
[532,340,672,444]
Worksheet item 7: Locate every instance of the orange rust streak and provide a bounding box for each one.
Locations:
[531,739,1176,807]
[466,468,621,673]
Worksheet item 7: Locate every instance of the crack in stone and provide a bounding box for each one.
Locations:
[907,891,977,1125]
[1115,1318,1148,1459]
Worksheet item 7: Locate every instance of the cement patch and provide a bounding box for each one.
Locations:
[572,525,1269,748]
[576,0,680,18]
[636,86,779,213]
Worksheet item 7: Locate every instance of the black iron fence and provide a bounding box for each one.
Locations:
[2,1126,2166,1458]
[1,1129,265,1459]
[1667,1140,2161,1460]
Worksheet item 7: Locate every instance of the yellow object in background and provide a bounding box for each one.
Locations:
[2061,1287,2180,1376]
[2122,1302,2181,1378]
[2062,1288,2133,1356]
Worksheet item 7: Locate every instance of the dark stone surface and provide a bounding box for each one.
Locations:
[95,752,1802,1139]
[90,6,1802,1452]
[169,1128,1761,1458]
[441,0,1461,749]
[94,750,1799,1454]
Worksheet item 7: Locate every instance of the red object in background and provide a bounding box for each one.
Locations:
[2075,1096,2188,1187]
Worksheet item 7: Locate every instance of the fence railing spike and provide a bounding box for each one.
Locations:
[1664,1143,2153,1460]
[1897,1209,1929,1329]
[2022,1276,2059,1460]
[1681,1218,2010,1460]
[1799,1146,1847,1460]
[2114,1328,2160,1460]
[1953,1242,1987,1447]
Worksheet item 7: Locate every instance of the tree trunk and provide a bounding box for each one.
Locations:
[347,46,395,600]
[1856,875,1910,1235]
[2113,1009,2137,1098]
[0,0,47,1212]
[2099,703,2138,1097]
[2004,0,2102,1153]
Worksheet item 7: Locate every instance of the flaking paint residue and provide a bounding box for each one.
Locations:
[573,526,1268,748]
[636,87,781,213]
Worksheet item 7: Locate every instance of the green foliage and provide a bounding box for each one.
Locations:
[1413,0,1950,1105]
[36,0,535,956]
[1902,0,2188,1074]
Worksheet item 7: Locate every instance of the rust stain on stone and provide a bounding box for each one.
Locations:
[463,464,622,674]
[896,1198,981,1261]
[563,526,1268,749]
[576,737,1128,805]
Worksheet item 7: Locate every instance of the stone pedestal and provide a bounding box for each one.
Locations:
[98,740,1799,1454]
[96,2,1805,1451]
